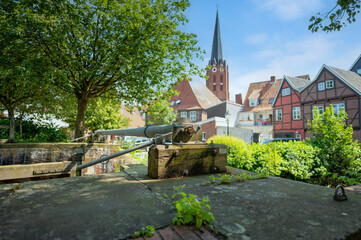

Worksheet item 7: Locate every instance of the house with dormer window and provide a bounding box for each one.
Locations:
[273,75,310,140]
[300,64,361,142]
[237,76,281,142]
[170,79,221,123]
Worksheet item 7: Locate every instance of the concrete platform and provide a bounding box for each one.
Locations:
[1,164,361,240]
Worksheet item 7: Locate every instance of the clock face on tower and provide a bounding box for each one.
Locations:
[212,67,217,72]
[220,67,224,72]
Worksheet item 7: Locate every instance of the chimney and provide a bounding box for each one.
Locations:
[270,76,275,82]
[235,93,242,105]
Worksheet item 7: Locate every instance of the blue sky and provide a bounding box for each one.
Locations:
[182,0,361,100]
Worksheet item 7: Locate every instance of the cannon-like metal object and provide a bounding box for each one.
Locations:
[94,117,202,144]
[76,118,227,178]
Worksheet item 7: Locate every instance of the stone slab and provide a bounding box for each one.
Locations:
[0,171,173,240]
[1,165,361,240]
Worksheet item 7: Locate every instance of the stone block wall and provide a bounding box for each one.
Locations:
[0,143,140,176]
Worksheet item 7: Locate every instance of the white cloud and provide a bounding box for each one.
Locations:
[253,0,324,20]
[245,33,268,45]
[228,35,339,99]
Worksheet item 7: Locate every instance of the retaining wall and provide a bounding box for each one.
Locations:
[0,143,139,178]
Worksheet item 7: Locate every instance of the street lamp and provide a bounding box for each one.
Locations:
[225,111,230,136]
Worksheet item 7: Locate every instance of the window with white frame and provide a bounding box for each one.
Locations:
[312,105,324,118]
[189,111,197,121]
[249,99,257,107]
[281,88,290,96]
[292,106,301,120]
[269,98,274,104]
[318,82,325,91]
[275,109,283,121]
[333,103,345,117]
[325,80,334,89]
[180,111,187,118]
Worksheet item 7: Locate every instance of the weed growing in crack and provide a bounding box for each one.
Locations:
[171,185,215,228]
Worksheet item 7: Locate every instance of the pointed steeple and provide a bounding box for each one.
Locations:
[209,10,223,65]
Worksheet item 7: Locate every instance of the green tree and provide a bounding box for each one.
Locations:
[145,99,177,125]
[62,96,129,133]
[309,0,361,32]
[0,2,51,142]
[306,105,359,174]
[17,0,203,139]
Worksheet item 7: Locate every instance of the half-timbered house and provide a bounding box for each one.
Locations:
[300,65,361,141]
[273,75,310,140]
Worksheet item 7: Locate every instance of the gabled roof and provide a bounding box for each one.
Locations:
[349,54,361,71]
[300,64,361,95]
[170,79,222,110]
[272,75,310,107]
[242,78,281,112]
[209,10,223,65]
[286,76,310,91]
[329,66,361,95]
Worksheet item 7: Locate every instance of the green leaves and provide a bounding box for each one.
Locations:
[307,105,359,175]
[13,0,203,137]
[145,99,177,125]
[309,0,361,32]
[171,185,215,228]
[133,225,155,238]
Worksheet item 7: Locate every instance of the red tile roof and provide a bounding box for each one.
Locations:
[242,78,282,112]
[170,79,221,111]
[120,105,145,128]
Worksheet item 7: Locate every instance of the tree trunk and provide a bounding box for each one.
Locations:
[19,111,24,138]
[74,96,89,140]
[8,108,16,143]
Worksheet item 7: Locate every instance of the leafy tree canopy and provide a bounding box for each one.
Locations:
[0,1,53,142]
[56,94,129,133]
[309,0,361,32]
[14,0,204,138]
[145,99,177,125]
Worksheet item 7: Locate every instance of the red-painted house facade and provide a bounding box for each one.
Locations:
[273,76,310,140]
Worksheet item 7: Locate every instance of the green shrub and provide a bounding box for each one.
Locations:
[307,105,360,174]
[0,119,69,142]
[207,135,252,169]
[208,136,328,182]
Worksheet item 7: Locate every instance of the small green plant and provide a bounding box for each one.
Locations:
[9,184,21,193]
[202,172,267,185]
[162,193,170,200]
[202,175,217,185]
[114,163,124,173]
[133,225,155,238]
[171,185,215,228]
[218,174,233,184]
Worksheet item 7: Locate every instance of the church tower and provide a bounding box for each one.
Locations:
[206,10,229,101]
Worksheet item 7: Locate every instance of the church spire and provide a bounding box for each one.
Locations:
[209,10,223,65]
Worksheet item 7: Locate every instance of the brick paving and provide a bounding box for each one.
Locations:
[133,225,224,240]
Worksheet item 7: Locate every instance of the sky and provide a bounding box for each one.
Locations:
[181,0,361,101]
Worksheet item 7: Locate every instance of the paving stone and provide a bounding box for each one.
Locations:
[173,225,200,240]
[158,227,181,240]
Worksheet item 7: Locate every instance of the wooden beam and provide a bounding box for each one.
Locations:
[0,125,9,129]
